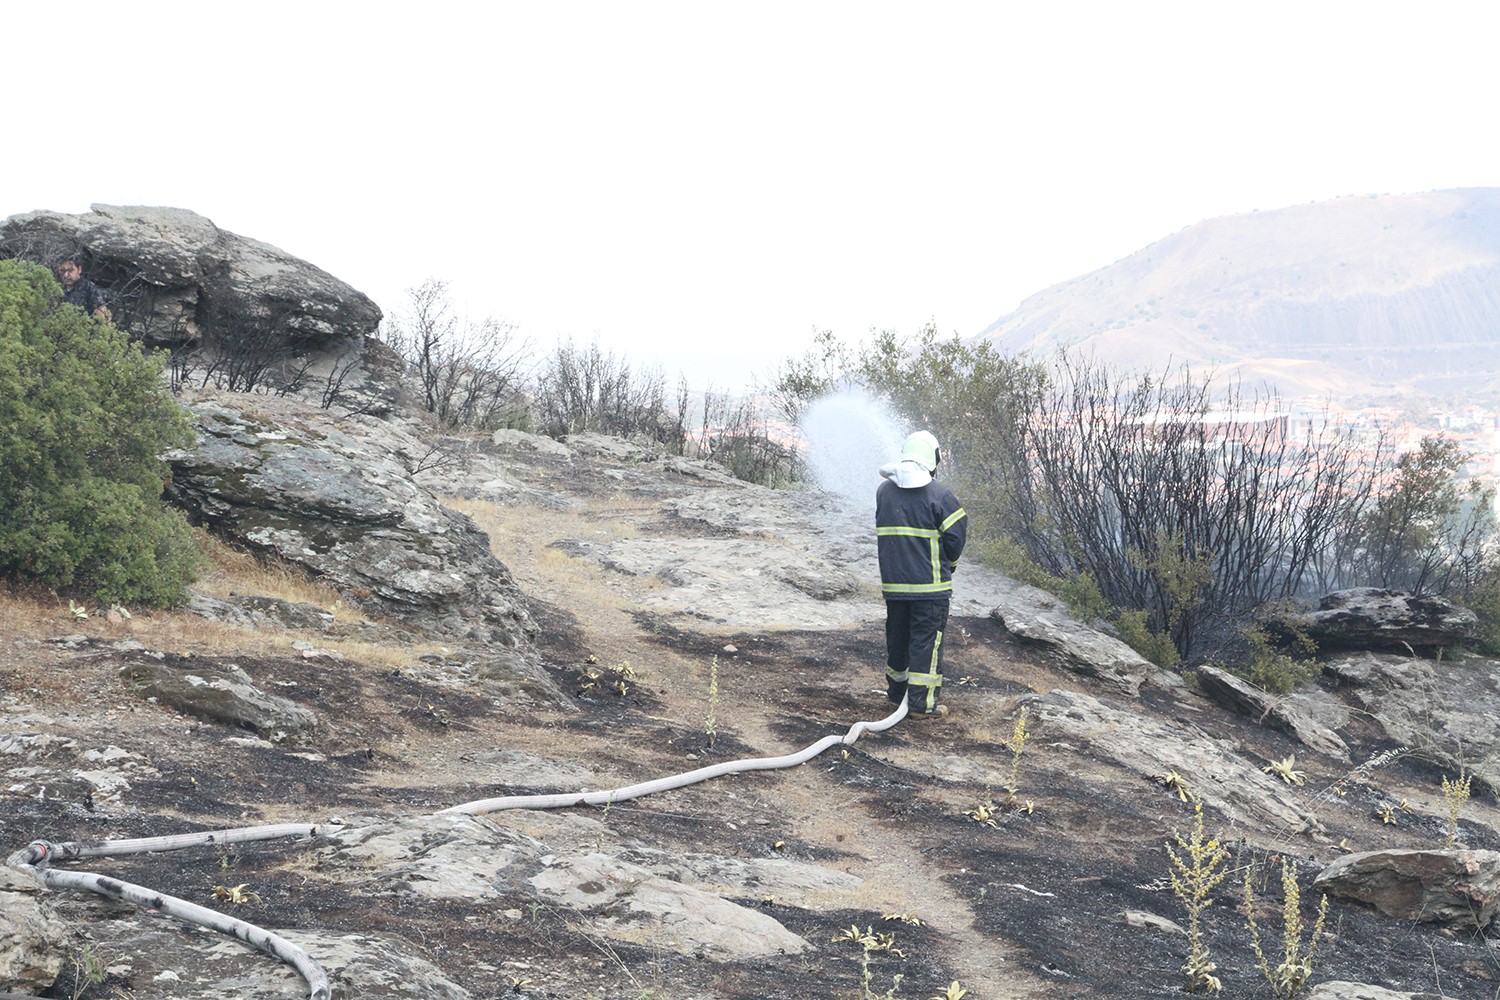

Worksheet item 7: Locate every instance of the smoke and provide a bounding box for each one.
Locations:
[798,390,907,505]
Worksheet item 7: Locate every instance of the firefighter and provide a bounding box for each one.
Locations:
[876,431,967,720]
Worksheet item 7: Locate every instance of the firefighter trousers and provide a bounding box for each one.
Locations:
[884,598,950,714]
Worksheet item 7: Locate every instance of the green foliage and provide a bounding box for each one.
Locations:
[1223,619,1320,695]
[1003,706,1031,800]
[1341,436,1495,594]
[856,323,1045,543]
[704,655,719,748]
[976,534,1112,621]
[1127,528,1214,656]
[0,260,198,605]
[765,327,850,424]
[1441,771,1472,849]
[1115,609,1181,668]
[1458,568,1500,654]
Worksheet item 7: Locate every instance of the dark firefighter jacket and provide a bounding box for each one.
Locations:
[876,478,967,600]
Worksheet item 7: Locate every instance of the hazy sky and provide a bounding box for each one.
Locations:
[10,2,1498,390]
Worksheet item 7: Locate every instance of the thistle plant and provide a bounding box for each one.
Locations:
[832,925,905,999]
[1441,771,1472,848]
[929,983,968,1000]
[1004,706,1031,801]
[1167,801,1230,993]
[704,655,719,748]
[1242,857,1329,999]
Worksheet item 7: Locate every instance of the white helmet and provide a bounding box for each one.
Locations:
[900,431,941,473]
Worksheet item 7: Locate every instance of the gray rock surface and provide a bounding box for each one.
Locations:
[55,915,474,1000]
[0,869,68,993]
[0,204,381,352]
[1313,848,1500,930]
[1281,588,1477,653]
[1029,689,1324,840]
[1195,663,1350,760]
[117,657,318,741]
[165,393,537,651]
[1324,651,1500,791]
[1306,983,1449,1000]
[990,591,1158,697]
[324,813,813,961]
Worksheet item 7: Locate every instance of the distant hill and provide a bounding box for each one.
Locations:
[976,188,1500,403]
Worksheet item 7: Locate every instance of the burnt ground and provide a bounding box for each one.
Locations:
[6,471,1500,999]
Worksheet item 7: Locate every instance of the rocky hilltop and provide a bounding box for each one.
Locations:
[977,188,1500,400]
[3,209,1500,1000]
[2,388,1500,999]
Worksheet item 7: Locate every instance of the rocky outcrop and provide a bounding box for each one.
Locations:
[326,814,815,961]
[1313,848,1500,930]
[1027,689,1323,839]
[1307,984,1449,1000]
[1323,651,1500,794]
[164,393,536,652]
[0,869,68,993]
[0,204,381,352]
[1194,664,1350,760]
[989,580,1168,696]
[1275,588,1477,654]
[117,656,319,741]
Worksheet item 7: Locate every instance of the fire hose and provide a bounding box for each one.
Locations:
[6,697,910,999]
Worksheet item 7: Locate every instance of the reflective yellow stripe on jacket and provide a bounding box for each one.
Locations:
[876,524,953,595]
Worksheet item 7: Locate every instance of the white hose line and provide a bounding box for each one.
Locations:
[9,822,345,866]
[7,697,910,999]
[23,863,331,1000]
[441,696,909,815]
[7,826,343,1000]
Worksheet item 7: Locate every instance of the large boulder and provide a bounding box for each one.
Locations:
[117,656,319,741]
[1322,651,1500,794]
[1026,689,1324,841]
[1193,663,1350,760]
[1274,588,1476,654]
[0,204,381,352]
[1313,849,1500,930]
[164,392,536,651]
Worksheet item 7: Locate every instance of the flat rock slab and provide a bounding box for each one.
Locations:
[1313,848,1500,930]
[118,657,317,740]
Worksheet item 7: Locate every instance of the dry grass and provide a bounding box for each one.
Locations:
[191,529,355,612]
[0,527,444,673]
[447,494,665,615]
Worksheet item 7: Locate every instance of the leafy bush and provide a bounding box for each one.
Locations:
[1221,620,1320,695]
[1318,435,1497,595]
[0,260,199,605]
[857,323,1044,545]
[976,534,1112,622]
[1462,571,1500,654]
[1115,609,1181,668]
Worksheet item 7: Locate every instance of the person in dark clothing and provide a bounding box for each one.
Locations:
[56,258,110,321]
[876,431,967,720]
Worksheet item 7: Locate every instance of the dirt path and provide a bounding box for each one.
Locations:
[456,478,1057,998]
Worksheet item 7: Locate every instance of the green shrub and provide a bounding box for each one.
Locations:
[977,534,1112,621]
[0,260,199,605]
[1462,572,1500,655]
[1224,621,1320,695]
[1115,609,1181,668]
